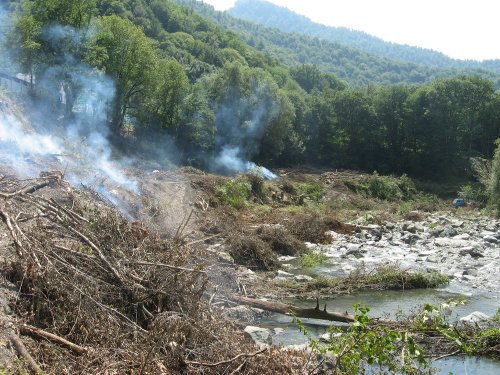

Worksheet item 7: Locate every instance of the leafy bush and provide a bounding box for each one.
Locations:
[296,304,430,374]
[295,181,325,202]
[216,178,252,208]
[245,173,267,202]
[346,172,416,201]
[459,183,488,205]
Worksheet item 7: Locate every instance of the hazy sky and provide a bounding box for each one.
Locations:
[201,0,500,61]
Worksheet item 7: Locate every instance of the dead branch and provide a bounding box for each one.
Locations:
[230,295,357,323]
[186,347,267,367]
[49,198,89,223]
[20,324,88,354]
[186,233,221,246]
[123,260,206,274]
[0,175,61,198]
[0,209,24,257]
[9,333,42,374]
[66,225,125,286]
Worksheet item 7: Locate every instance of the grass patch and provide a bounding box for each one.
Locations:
[298,252,328,268]
[274,264,449,296]
[356,265,449,289]
[295,181,325,202]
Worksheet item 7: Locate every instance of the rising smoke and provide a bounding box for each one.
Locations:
[211,84,278,179]
[0,7,139,216]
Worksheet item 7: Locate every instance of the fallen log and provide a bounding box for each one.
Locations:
[20,324,88,354]
[9,333,42,374]
[230,295,356,323]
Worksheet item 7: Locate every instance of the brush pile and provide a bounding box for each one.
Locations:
[0,172,309,374]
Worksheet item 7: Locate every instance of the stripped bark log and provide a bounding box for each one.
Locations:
[20,324,88,354]
[230,295,356,323]
[9,333,42,374]
[0,210,24,257]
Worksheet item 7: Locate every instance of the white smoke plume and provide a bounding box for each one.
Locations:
[214,146,277,180]
[0,8,139,216]
[211,85,279,179]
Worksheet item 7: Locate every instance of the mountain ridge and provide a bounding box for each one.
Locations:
[174,0,500,87]
[228,0,500,73]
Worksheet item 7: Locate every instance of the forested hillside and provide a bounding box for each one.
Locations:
[173,0,500,89]
[229,0,500,74]
[1,0,499,180]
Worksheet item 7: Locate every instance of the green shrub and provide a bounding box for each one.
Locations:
[216,178,251,208]
[296,181,325,202]
[459,183,488,205]
[346,172,416,201]
[298,252,327,268]
[245,173,267,202]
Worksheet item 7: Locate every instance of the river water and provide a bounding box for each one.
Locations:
[257,288,499,374]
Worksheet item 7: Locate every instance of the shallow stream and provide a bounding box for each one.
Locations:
[257,288,500,374]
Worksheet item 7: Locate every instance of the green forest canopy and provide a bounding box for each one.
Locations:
[4,0,500,180]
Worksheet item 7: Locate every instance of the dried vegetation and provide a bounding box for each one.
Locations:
[0,172,310,374]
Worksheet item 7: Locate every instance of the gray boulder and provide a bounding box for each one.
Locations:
[244,326,272,348]
[459,311,491,327]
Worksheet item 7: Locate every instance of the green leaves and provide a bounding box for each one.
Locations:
[314,303,431,374]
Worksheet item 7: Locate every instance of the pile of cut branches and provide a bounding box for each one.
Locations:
[0,172,310,374]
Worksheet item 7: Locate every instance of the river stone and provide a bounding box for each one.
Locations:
[459,247,484,258]
[463,268,478,277]
[282,343,312,352]
[223,305,255,322]
[275,270,295,280]
[429,227,444,238]
[451,221,465,228]
[426,255,439,263]
[217,251,234,264]
[459,311,491,325]
[244,326,272,348]
[441,226,458,237]
[385,222,396,230]
[434,238,470,247]
[483,236,498,244]
[480,230,497,238]
[403,223,418,233]
[294,275,313,282]
[345,248,366,258]
[402,233,421,245]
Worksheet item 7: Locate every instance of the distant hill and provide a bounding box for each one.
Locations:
[173,0,500,88]
[229,0,500,74]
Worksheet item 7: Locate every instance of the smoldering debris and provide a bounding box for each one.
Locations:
[0,173,311,374]
[0,98,139,213]
[214,146,277,180]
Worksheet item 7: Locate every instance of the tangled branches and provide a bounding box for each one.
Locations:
[0,172,309,374]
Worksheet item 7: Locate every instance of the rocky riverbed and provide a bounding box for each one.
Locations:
[281,212,500,295]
